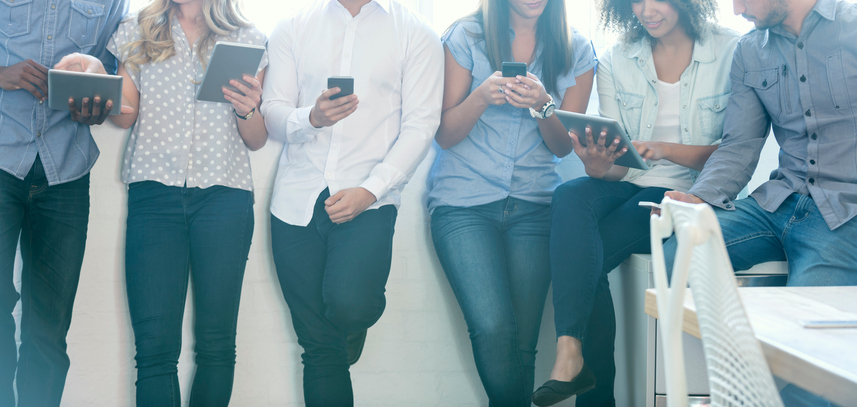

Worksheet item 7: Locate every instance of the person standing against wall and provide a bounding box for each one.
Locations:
[261,0,442,405]
[0,0,128,405]
[427,0,596,405]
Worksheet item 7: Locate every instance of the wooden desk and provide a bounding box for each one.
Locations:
[644,286,857,406]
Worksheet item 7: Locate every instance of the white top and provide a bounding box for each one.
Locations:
[108,14,268,191]
[631,80,693,192]
[261,0,443,226]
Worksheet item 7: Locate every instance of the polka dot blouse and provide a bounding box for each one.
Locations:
[107,14,268,191]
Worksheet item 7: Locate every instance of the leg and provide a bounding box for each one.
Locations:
[663,196,787,277]
[548,178,641,389]
[431,202,530,407]
[186,187,254,407]
[0,169,27,406]
[125,182,190,407]
[271,192,352,407]
[577,186,670,407]
[16,158,90,407]
[500,199,553,400]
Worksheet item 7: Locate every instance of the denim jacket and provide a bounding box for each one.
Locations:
[596,27,740,183]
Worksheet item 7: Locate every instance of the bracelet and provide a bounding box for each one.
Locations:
[233,107,255,120]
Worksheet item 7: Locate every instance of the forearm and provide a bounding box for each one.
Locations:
[237,113,267,151]
[663,143,719,171]
[537,114,573,157]
[435,92,488,149]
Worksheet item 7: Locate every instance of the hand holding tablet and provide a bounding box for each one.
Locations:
[196,42,266,104]
[555,110,649,171]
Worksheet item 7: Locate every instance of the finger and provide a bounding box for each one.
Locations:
[23,73,48,98]
[322,94,357,111]
[243,75,262,90]
[21,81,42,100]
[94,99,111,124]
[596,131,608,150]
[504,96,529,109]
[611,146,628,160]
[329,103,359,122]
[664,191,686,202]
[327,99,359,117]
[80,97,91,121]
[229,79,253,97]
[88,97,103,125]
[223,89,253,108]
[515,75,537,88]
[68,98,80,121]
[491,71,502,77]
[27,59,49,75]
[569,131,585,151]
[584,127,595,149]
[319,87,342,102]
[24,64,49,82]
[325,190,347,206]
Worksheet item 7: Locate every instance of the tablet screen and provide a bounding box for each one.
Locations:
[196,42,266,104]
[47,70,124,115]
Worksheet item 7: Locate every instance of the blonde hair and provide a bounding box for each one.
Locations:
[121,0,252,73]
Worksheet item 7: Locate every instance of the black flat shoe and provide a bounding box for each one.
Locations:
[346,330,367,365]
[531,363,597,406]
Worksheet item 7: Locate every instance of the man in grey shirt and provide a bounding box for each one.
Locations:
[665,0,856,403]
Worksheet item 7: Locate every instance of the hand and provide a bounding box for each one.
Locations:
[324,187,378,224]
[476,72,515,107]
[503,73,549,110]
[309,88,359,128]
[223,74,262,117]
[54,53,106,74]
[570,127,627,179]
[632,140,671,161]
[650,190,705,216]
[0,60,49,101]
[68,96,113,125]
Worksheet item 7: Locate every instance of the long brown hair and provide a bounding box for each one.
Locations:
[120,0,252,73]
[453,0,573,95]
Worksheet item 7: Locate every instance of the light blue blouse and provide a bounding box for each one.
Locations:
[426,18,597,211]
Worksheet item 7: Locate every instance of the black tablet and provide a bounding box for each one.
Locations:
[48,70,124,115]
[555,110,649,170]
[196,41,266,104]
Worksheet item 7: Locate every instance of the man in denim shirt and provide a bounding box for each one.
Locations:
[0,0,127,405]
[666,0,857,403]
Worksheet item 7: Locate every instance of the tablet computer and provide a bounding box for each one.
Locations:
[48,70,123,115]
[555,110,649,170]
[196,41,266,104]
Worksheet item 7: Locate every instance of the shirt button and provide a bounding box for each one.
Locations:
[715,105,720,109]
[51,4,56,9]
[654,102,658,106]
[683,105,687,109]
[623,103,627,106]
[810,159,816,165]
[725,204,732,208]
[797,42,804,49]
[87,9,92,14]
[47,35,52,40]
[684,128,688,132]
[762,79,768,87]
[647,124,652,128]
[809,178,815,184]
[811,133,817,140]
[39,100,43,105]
[651,80,656,84]
[722,199,729,204]
[800,75,806,82]
[805,109,811,117]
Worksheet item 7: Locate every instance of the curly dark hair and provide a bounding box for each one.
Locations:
[599,0,719,44]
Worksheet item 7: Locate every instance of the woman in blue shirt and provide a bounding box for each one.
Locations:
[533,0,739,404]
[427,0,596,405]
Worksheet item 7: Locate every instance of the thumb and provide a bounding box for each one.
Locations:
[325,190,346,206]
[120,105,134,114]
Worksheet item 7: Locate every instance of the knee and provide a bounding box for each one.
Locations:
[193,337,237,367]
[468,314,518,343]
[325,293,386,332]
[552,178,598,212]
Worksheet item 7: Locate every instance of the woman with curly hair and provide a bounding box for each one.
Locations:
[105,0,267,405]
[532,0,739,405]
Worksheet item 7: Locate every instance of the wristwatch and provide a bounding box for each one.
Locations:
[234,107,255,120]
[529,94,555,119]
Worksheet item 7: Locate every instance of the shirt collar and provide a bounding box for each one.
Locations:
[622,35,716,64]
[762,0,835,46]
[322,0,391,14]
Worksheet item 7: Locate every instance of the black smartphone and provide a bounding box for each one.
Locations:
[502,62,527,78]
[327,76,354,100]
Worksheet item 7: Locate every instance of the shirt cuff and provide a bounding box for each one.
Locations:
[688,184,735,210]
[291,105,324,137]
[359,175,388,203]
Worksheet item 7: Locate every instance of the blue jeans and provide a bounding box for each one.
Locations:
[0,156,89,407]
[125,181,254,407]
[271,190,397,407]
[664,193,857,406]
[430,198,552,407]
[551,177,668,407]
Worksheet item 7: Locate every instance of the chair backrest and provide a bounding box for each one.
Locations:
[649,197,783,407]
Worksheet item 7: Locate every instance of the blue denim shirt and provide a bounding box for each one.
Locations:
[0,0,128,185]
[689,0,857,230]
[427,18,597,211]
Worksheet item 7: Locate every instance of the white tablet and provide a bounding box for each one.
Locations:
[196,42,266,104]
[555,110,649,170]
[48,70,124,115]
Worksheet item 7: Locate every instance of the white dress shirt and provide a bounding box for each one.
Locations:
[262,0,443,226]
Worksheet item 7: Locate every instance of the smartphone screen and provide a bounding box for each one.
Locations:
[327,76,354,100]
[501,62,527,78]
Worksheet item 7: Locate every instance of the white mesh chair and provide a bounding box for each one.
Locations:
[649,197,783,407]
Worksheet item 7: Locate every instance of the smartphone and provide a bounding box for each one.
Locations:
[638,201,662,210]
[502,62,527,78]
[800,320,857,329]
[327,76,354,100]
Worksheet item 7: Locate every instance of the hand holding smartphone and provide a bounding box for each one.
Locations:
[327,76,354,100]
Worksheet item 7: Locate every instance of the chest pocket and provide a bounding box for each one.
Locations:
[827,55,853,113]
[743,67,781,121]
[616,91,645,138]
[68,0,104,49]
[696,92,730,141]
[0,0,33,38]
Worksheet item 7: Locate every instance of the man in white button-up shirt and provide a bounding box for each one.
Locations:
[261,0,442,404]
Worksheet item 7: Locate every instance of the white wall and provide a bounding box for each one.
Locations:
[28,122,574,407]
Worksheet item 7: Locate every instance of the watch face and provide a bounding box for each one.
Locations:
[544,104,555,118]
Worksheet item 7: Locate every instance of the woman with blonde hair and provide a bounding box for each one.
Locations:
[106,0,266,405]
